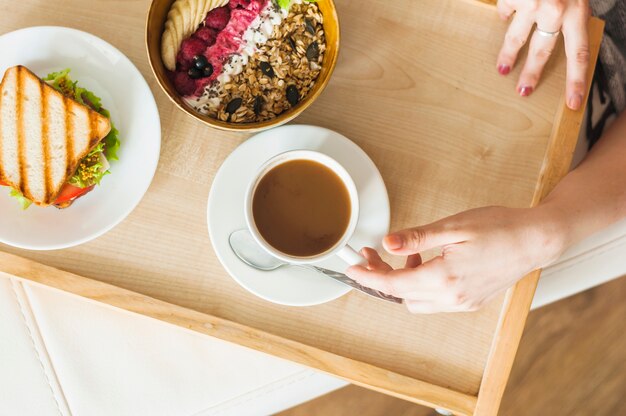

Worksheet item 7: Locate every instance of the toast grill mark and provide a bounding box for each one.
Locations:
[88,109,96,166]
[40,80,52,202]
[64,96,73,179]
[16,66,27,199]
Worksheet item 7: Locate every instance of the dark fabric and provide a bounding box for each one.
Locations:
[587,0,626,146]
[591,0,626,112]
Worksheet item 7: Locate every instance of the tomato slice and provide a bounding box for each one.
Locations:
[54,184,95,204]
[0,181,93,204]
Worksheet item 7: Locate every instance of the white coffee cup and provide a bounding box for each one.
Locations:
[244,150,367,267]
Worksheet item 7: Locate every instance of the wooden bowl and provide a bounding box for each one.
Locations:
[146,0,340,132]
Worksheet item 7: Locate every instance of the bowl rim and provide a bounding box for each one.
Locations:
[145,0,340,133]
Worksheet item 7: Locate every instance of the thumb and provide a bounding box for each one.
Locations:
[383,222,464,255]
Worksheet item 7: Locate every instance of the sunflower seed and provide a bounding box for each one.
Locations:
[259,61,275,78]
[226,98,243,114]
[286,85,299,106]
[306,41,319,61]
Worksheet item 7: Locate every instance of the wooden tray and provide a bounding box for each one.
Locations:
[0,1,603,414]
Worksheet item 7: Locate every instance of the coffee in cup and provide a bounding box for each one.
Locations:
[245,150,366,266]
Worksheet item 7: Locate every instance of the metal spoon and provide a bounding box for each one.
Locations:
[228,229,402,304]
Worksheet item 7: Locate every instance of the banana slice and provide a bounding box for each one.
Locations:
[161,0,230,72]
[161,19,178,71]
[171,8,186,44]
[193,0,205,29]
[188,0,198,32]
[174,0,192,35]
[161,31,175,71]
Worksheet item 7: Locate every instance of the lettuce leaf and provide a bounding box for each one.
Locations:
[277,0,317,10]
[9,189,32,210]
[99,109,121,161]
[68,142,110,188]
[44,69,121,183]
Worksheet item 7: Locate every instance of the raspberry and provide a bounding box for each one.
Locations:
[193,26,218,45]
[246,0,266,13]
[193,78,212,96]
[177,37,207,69]
[172,71,196,96]
[205,6,231,31]
[228,0,251,10]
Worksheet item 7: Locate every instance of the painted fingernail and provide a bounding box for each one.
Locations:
[568,94,582,110]
[384,234,403,250]
[497,64,510,75]
[518,86,533,97]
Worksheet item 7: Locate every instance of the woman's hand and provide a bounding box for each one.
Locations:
[496,0,590,110]
[346,206,567,314]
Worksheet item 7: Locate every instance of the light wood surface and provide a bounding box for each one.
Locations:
[0,0,602,414]
[279,275,626,416]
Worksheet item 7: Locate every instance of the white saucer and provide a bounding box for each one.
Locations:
[0,27,161,250]
[207,125,390,306]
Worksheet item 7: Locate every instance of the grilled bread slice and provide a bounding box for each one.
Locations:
[0,66,111,206]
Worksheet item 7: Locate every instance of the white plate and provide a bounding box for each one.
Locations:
[207,125,390,306]
[0,27,161,250]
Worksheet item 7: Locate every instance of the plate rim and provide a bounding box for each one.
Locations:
[0,25,162,251]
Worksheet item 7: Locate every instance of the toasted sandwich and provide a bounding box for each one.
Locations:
[0,66,120,209]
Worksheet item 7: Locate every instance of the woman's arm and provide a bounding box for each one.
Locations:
[541,112,626,245]
[346,112,626,314]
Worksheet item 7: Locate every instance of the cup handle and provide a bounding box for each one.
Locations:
[337,244,368,267]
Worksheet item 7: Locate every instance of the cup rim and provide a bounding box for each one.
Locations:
[244,150,359,264]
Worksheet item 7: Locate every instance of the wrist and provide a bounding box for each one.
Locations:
[527,202,571,268]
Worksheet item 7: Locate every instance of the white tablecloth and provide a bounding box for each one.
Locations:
[0,275,345,416]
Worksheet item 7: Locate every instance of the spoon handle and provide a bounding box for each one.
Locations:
[310,266,403,304]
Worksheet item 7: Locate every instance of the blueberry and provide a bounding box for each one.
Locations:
[202,63,214,78]
[188,67,202,79]
[193,55,209,69]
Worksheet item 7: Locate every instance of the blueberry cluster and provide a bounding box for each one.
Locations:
[188,55,214,79]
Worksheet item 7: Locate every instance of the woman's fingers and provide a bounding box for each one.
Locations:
[405,253,422,268]
[516,19,562,95]
[495,0,590,102]
[497,0,516,21]
[496,11,535,75]
[383,221,465,256]
[360,247,392,272]
[561,6,590,110]
[347,257,450,298]
[519,0,566,84]
[360,247,422,272]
